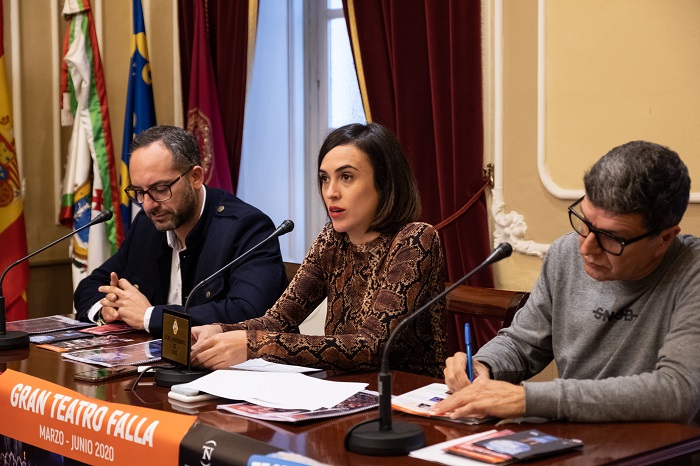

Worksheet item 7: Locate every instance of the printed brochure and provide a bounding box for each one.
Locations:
[61,339,162,367]
[392,383,494,425]
[6,315,94,334]
[218,390,378,423]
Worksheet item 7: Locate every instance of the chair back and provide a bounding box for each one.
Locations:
[283,262,301,283]
[445,284,529,356]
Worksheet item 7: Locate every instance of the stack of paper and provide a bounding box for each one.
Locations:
[178,371,367,411]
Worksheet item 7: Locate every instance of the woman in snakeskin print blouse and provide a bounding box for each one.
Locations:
[190,123,446,377]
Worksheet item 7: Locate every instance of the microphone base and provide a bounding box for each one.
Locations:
[345,419,425,456]
[154,367,209,387]
[0,331,29,351]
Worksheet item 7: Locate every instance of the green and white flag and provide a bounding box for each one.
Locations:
[59,0,123,289]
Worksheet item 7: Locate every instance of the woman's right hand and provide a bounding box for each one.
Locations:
[190,329,247,370]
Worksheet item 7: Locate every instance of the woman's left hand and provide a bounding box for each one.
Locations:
[190,330,248,369]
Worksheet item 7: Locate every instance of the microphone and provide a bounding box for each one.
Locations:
[154,220,295,387]
[0,210,114,350]
[345,242,513,456]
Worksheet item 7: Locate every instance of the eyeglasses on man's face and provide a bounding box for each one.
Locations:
[124,168,192,205]
[567,196,657,256]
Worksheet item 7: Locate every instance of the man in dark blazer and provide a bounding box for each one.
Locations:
[74,126,287,337]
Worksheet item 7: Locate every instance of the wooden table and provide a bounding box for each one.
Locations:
[3,337,700,465]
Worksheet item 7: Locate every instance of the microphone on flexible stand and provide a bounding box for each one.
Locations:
[0,210,114,351]
[344,242,513,456]
[154,220,295,387]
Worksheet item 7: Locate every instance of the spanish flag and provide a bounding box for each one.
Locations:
[0,0,29,321]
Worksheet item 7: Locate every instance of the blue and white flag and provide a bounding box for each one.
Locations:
[120,0,156,233]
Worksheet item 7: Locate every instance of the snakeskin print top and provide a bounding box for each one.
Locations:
[220,222,446,377]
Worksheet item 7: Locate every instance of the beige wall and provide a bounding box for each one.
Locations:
[6,1,177,315]
[493,0,700,292]
[7,1,700,314]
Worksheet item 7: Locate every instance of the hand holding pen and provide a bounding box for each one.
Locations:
[443,325,492,393]
[437,330,520,420]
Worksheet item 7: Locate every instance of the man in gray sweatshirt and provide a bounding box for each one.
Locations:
[434,140,700,423]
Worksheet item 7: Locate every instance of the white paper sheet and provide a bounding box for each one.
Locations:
[231,358,319,373]
[178,370,367,411]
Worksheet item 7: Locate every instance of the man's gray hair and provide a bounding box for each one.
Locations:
[129,125,201,171]
[584,140,690,232]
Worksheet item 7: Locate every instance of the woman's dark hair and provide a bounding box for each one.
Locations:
[317,122,421,234]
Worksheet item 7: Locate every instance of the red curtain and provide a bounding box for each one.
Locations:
[344,0,498,349]
[178,0,251,191]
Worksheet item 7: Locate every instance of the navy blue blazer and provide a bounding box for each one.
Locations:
[74,187,287,337]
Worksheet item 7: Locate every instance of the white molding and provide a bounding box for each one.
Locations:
[535,0,698,203]
[536,0,583,201]
[489,0,549,258]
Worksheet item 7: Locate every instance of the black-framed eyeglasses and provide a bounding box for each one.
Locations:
[124,168,191,204]
[567,196,657,256]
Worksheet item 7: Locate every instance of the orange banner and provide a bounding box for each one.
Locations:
[0,370,196,465]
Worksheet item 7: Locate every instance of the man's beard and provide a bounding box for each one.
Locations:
[147,183,199,232]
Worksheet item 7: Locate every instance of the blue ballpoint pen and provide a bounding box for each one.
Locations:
[464,323,474,382]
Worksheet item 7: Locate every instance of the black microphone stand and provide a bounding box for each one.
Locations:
[345,243,513,456]
[0,211,113,350]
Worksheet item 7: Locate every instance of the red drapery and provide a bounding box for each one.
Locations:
[178,0,251,192]
[344,0,498,349]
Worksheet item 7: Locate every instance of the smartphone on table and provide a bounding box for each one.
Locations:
[74,366,138,383]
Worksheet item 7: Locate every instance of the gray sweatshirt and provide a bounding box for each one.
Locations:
[476,233,700,423]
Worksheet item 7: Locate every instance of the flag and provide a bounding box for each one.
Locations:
[59,0,123,289]
[121,0,156,234]
[186,0,233,192]
[0,0,29,321]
